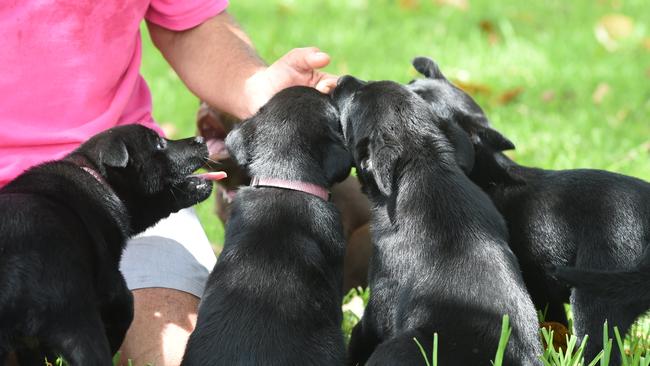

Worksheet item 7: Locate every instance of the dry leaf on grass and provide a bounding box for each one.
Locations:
[479,19,501,45]
[540,321,570,352]
[541,90,556,103]
[609,0,623,10]
[644,38,650,51]
[399,0,420,10]
[614,109,629,124]
[594,14,635,51]
[434,0,469,11]
[592,82,611,105]
[496,87,524,105]
[451,79,492,96]
[276,0,296,15]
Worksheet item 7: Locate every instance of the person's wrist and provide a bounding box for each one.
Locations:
[242,67,273,118]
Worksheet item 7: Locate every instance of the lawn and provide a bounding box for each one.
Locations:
[139,0,649,363]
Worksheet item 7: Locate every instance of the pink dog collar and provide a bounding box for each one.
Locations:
[66,155,107,186]
[80,166,105,184]
[250,177,330,201]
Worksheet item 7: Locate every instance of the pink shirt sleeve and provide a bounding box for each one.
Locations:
[146,0,229,31]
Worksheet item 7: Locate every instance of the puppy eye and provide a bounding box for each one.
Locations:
[155,139,167,150]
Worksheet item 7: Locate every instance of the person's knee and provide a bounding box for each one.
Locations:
[119,288,199,366]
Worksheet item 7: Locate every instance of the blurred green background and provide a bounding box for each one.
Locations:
[140,0,650,249]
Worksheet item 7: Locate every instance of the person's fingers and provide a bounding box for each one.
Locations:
[281,47,330,72]
[305,51,331,70]
[315,76,339,94]
[318,72,339,83]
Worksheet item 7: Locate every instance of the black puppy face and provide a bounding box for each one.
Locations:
[407,57,515,153]
[225,86,352,187]
[78,124,212,203]
[407,57,523,185]
[333,76,453,197]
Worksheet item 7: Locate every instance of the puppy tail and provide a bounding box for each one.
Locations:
[552,265,650,305]
[412,57,446,80]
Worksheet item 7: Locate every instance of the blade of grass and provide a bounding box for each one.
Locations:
[414,336,431,366]
[492,314,512,366]
[601,320,612,366]
[615,326,630,366]
[433,332,438,366]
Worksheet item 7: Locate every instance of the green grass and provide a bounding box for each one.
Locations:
[141,0,650,248]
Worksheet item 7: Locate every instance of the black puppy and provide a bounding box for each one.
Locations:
[334,76,541,365]
[181,86,352,366]
[0,125,213,365]
[408,56,650,361]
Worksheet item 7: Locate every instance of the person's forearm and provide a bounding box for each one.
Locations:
[147,12,266,119]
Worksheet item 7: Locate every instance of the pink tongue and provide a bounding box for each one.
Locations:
[192,171,228,181]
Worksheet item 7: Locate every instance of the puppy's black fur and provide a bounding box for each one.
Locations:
[0,125,213,365]
[409,56,650,361]
[553,246,650,306]
[181,87,352,366]
[334,76,541,365]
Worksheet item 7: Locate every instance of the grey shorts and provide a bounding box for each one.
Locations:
[119,208,217,298]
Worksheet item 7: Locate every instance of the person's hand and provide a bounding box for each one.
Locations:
[243,47,338,116]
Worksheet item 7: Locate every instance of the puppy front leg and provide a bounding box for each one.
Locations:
[99,273,134,354]
[365,329,433,366]
[572,290,644,365]
[13,344,57,366]
[46,311,113,366]
[0,340,8,366]
[347,319,381,366]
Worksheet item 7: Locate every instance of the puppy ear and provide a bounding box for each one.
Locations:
[470,145,524,186]
[98,138,129,168]
[439,119,475,174]
[323,143,353,185]
[412,57,446,80]
[365,143,399,197]
[225,124,252,168]
[477,127,515,152]
[454,111,515,153]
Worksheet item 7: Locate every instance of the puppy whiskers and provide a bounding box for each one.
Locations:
[204,157,221,165]
[171,184,187,193]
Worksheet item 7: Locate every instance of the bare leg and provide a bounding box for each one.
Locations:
[119,288,199,366]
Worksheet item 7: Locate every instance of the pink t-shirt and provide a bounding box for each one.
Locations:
[0,0,229,187]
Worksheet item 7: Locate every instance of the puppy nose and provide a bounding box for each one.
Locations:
[193,136,204,144]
